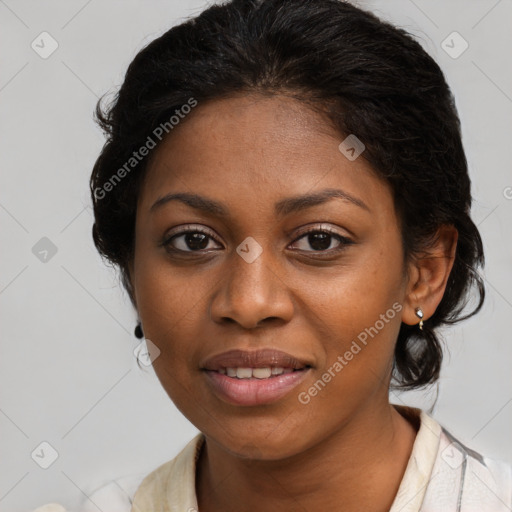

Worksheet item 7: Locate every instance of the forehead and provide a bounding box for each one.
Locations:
[139,94,393,219]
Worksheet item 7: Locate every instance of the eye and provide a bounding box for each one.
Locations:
[289,226,353,253]
[161,226,222,253]
[161,224,353,255]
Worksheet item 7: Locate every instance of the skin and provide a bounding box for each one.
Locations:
[129,93,457,511]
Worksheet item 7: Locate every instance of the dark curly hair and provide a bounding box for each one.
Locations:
[90,0,485,390]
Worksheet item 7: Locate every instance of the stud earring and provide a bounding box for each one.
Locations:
[414,307,424,330]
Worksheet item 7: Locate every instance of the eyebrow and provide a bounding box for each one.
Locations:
[149,188,370,217]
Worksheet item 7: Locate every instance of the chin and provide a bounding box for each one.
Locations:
[206,421,312,462]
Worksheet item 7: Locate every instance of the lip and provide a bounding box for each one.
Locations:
[205,369,310,406]
[201,348,310,371]
[201,349,312,407]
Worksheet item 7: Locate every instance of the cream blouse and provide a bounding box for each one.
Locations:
[38,407,512,512]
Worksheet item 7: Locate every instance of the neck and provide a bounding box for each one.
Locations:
[196,402,418,512]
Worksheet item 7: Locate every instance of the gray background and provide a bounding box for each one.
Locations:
[1,0,511,510]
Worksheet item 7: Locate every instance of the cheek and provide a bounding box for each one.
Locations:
[297,241,405,383]
[300,245,403,329]
[305,274,402,376]
[295,283,403,427]
[131,253,205,367]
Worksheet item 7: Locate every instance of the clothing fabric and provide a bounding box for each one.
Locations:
[38,407,512,511]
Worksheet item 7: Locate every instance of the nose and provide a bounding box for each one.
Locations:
[209,245,295,329]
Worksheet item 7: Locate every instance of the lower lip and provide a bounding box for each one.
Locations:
[204,369,310,406]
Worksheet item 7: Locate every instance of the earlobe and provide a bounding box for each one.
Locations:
[402,225,458,328]
[414,307,424,330]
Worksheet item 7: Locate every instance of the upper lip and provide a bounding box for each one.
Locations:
[201,349,311,371]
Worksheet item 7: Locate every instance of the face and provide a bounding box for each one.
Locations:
[131,94,411,460]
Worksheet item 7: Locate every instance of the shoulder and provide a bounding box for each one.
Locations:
[390,406,512,512]
[80,472,147,512]
[81,434,204,512]
[131,434,204,510]
[30,473,146,512]
[423,416,512,511]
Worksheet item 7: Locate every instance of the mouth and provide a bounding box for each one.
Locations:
[201,349,312,406]
[218,366,300,378]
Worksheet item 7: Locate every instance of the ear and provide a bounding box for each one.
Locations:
[402,225,458,328]
[126,259,138,310]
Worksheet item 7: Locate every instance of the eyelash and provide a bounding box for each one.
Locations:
[160,224,353,256]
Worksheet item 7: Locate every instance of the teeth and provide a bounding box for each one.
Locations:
[222,367,293,379]
[236,367,253,379]
[252,367,272,379]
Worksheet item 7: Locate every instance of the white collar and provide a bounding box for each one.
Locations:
[131,406,443,512]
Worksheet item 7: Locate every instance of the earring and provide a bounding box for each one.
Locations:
[414,307,424,330]
[134,322,144,339]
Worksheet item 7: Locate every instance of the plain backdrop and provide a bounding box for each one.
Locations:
[1,0,511,510]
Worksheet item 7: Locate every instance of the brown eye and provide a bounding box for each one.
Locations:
[162,227,222,253]
[289,228,353,253]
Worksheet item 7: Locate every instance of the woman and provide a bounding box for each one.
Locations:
[37,0,511,510]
